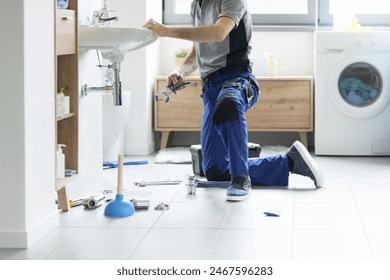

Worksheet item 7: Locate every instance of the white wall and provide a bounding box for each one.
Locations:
[0,0,58,248]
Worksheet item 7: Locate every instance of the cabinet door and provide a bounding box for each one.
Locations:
[56,9,76,55]
[155,79,203,129]
[246,79,312,130]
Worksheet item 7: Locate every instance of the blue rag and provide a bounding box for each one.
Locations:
[103,160,148,169]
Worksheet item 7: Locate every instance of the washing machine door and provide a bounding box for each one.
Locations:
[329,56,389,118]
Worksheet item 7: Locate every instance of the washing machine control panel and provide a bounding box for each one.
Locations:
[354,37,390,50]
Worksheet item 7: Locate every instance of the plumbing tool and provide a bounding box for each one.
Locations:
[134,179,182,187]
[103,160,148,169]
[186,174,197,194]
[83,193,106,209]
[155,82,190,103]
[104,154,135,217]
[69,190,112,208]
[130,199,150,210]
[154,203,170,211]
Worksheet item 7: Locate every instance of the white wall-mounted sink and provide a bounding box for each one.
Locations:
[79,26,157,62]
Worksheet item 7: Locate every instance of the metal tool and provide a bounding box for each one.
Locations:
[130,199,150,210]
[186,174,197,194]
[154,203,170,211]
[134,179,182,187]
[83,193,105,209]
[155,82,190,103]
[69,190,112,207]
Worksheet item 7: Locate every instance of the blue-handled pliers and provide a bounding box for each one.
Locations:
[155,82,190,103]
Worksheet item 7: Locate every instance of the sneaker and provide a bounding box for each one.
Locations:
[286,141,324,187]
[226,173,251,201]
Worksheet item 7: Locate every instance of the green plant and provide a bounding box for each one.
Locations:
[175,48,189,58]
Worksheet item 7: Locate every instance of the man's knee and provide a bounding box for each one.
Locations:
[212,93,238,125]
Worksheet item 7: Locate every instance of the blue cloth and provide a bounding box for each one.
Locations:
[200,70,290,186]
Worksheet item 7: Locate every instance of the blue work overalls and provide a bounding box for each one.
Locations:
[201,69,290,186]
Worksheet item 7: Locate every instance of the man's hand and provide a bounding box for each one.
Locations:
[167,71,186,93]
[143,19,170,37]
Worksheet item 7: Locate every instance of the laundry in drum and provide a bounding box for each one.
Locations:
[155,81,190,102]
[339,77,380,106]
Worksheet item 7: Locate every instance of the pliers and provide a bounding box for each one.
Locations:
[155,82,190,103]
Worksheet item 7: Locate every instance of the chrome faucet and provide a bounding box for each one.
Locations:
[91,0,118,26]
[91,10,118,26]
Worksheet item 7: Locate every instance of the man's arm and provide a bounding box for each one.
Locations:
[167,43,197,89]
[143,16,236,42]
[175,44,197,77]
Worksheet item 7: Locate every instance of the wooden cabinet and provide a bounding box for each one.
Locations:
[55,2,79,212]
[154,76,313,149]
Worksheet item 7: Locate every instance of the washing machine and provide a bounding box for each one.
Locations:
[315,31,390,155]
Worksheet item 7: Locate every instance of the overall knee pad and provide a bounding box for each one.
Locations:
[212,93,238,125]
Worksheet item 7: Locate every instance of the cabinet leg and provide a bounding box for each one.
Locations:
[56,186,70,212]
[299,132,308,149]
[160,131,171,149]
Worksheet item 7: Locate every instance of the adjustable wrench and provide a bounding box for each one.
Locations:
[134,179,182,187]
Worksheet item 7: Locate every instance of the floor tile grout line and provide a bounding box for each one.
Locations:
[207,202,232,259]
[124,209,166,260]
[290,183,296,260]
[42,226,82,260]
[348,181,376,260]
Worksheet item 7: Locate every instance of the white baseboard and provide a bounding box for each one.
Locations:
[0,210,59,249]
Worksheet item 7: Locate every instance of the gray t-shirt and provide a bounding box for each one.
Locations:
[191,0,253,78]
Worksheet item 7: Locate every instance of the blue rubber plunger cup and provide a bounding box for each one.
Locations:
[104,154,135,217]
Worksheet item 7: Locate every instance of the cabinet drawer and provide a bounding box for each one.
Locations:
[56,9,76,55]
[246,79,313,130]
[155,79,203,129]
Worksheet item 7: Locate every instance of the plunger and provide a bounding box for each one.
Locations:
[104,154,135,217]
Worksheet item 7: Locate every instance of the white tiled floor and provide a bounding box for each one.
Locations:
[1,150,390,260]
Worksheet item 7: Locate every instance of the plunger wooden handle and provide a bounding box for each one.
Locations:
[117,154,124,194]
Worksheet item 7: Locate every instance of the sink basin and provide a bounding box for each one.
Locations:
[79,26,157,62]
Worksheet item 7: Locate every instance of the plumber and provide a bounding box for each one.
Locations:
[144,0,324,201]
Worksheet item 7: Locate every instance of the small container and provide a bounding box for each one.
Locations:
[56,144,66,179]
[266,53,278,77]
[186,174,197,194]
[63,96,70,115]
[56,92,65,118]
[260,51,269,76]
[57,0,69,9]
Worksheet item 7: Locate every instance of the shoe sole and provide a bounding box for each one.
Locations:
[226,191,251,201]
[293,141,324,187]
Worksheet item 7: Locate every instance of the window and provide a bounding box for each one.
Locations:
[163,0,390,27]
[248,0,315,26]
[319,0,390,26]
[163,0,316,26]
